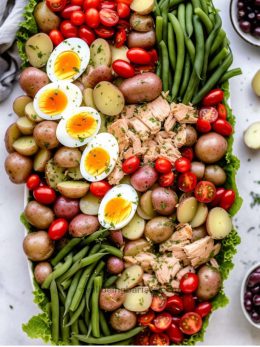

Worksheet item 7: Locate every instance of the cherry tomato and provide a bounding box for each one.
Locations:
[220,189,236,210]
[155,158,172,174]
[210,187,226,207]
[100,8,119,27]
[48,218,68,240]
[166,323,184,344]
[138,310,155,326]
[79,25,96,44]
[95,26,115,38]
[116,0,133,4]
[117,2,130,18]
[149,333,170,346]
[71,0,84,5]
[61,5,81,18]
[196,118,211,133]
[148,49,159,64]
[26,174,41,190]
[154,313,172,331]
[202,88,224,106]
[213,119,233,136]
[115,28,127,47]
[122,156,140,174]
[195,302,212,318]
[84,0,101,9]
[199,106,218,123]
[181,147,194,162]
[90,180,111,197]
[171,316,181,326]
[71,10,85,25]
[134,332,150,346]
[159,171,175,187]
[117,19,130,30]
[60,20,78,38]
[134,65,155,74]
[194,180,216,203]
[179,312,202,335]
[217,103,227,119]
[178,172,197,192]
[180,273,199,294]
[166,295,184,315]
[49,29,64,46]
[100,1,117,9]
[183,294,196,312]
[148,323,164,333]
[85,8,100,28]
[175,157,191,173]
[33,186,56,205]
[46,0,66,12]
[151,294,167,312]
[127,48,152,65]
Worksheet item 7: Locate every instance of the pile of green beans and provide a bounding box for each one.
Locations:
[155,0,242,104]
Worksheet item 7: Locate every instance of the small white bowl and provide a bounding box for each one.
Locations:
[240,262,260,329]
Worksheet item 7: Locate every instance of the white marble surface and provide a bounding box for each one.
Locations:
[1,0,260,345]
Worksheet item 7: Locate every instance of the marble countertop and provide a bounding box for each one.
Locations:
[1,0,260,345]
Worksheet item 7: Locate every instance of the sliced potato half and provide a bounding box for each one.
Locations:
[191,203,208,228]
[116,265,143,290]
[16,117,36,135]
[79,192,102,215]
[57,181,89,199]
[130,0,155,15]
[244,122,260,150]
[206,207,232,240]
[123,286,152,312]
[5,123,22,153]
[13,136,38,156]
[34,148,52,172]
[122,213,145,240]
[177,197,198,223]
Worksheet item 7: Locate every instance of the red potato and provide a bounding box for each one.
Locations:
[19,67,49,97]
[107,256,125,274]
[69,214,99,237]
[33,121,59,149]
[109,230,124,247]
[130,165,158,192]
[99,288,126,311]
[81,65,113,88]
[151,187,178,216]
[5,152,33,184]
[127,30,156,49]
[53,197,80,220]
[110,308,137,332]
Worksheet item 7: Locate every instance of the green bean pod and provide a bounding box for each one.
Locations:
[100,311,111,336]
[219,68,242,83]
[191,0,201,9]
[162,0,169,43]
[103,275,118,288]
[78,319,88,335]
[70,317,79,346]
[100,245,123,258]
[64,270,83,315]
[169,0,185,8]
[208,47,229,71]
[51,238,82,266]
[178,3,195,63]
[179,54,191,98]
[81,229,109,246]
[72,245,90,263]
[66,297,86,327]
[210,29,226,55]
[156,16,163,44]
[89,243,102,255]
[159,41,170,92]
[185,3,193,37]
[194,7,213,33]
[167,22,176,71]
[60,307,70,344]
[85,261,105,311]
[200,0,209,14]
[50,280,59,345]
[91,276,103,338]
[154,0,161,16]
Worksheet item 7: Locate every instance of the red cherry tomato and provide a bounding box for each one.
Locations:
[166,295,184,315]
[83,0,101,9]
[166,323,184,344]
[127,48,152,65]
[196,118,211,133]
[71,0,84,5]
[95,26,115,38]
[49,29,64,46]
[220,189,236,210]
[217,103,227,120]
[112,59,134,77]
[155,158,172,174]
[154,313,172,331]
[60,20,78,38]
[116,0,133,4]
[71,10,85,26]
[148,49,159,64]
[180,273,199,294]
[138,310,155,326]
[202,88,224,106]
[100,1,117,9]
[61,5,81,18]
[171,316,181,326]
[115,28,127,47]
[117,3,130,18]
[175,157,191,173]
[151,294,167,312]
[99,8,119,27]
[122,156,140,174]
[134,332,150,346]
[148,323,164,333]
[117,19,130,30]
[149,333,170,346]
[199,106,218,123]
[46,0,66,12]
[48,218,68,240]
[79,25,96,44]
[183,294,196,312]
[33,186,56,205]
[26,174,41,190]
[179,312,202,335]
[90,180,111,198]
[213,119,233,137]
[194,180,216,203]
[210,187,226,207]
[181,147,194,162]
[159,171,175,187]
[178,172,197,192]
[85,8,100,28]
[195,302,212,318]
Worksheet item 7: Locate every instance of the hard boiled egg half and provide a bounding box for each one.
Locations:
[98,184,139,230]
[33,82,82,120]
[47,38,90,83]
[56,107,101,147]
[80,133,119,182]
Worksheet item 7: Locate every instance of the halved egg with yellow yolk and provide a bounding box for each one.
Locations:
[47,38,90,83]
[56,107,101,147]
[80,133,119,182]
[98,184,138,230]
[33,82,82,120]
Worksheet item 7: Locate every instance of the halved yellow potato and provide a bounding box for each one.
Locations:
[13,136,38,156]
[123,287,152,312]
[57,181,89,199]
[90,38,111,67]
[79,192,102,215]
[191,203,208,228]
[122,213,145,240]
[25,102,43,122]
[34,148,52,172]
[177,197,198,223]
[16,117,36,135]
[206,207,232,240]
[13,95,32,117]
[93,82,125,116]
[4,123,22,153]
[116,265,143,290]
[130,0,155,15]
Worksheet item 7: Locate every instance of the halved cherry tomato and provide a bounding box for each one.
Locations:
[217,103,227,119]
[194,181,216,203]
[148,49,159,64]
[71,0,84,5]
[149,333,170,346]
[71,10,85,26]
[138,310,155,326]
[199,106,218,123]
[220,189,236,210]
[195,302,212,318]
[100,8,119,27]
[46,0,66,12]
[83,0,101,9]
[196,118,211,133]
[48,218,68,240]
[90,180,111,197]
[122,155,140,174]
[85,8,100,28]
[116,0,133,4]
[61,5,81,18]
[166,295,184,315]
[178,172,197,192]
[33,186,56,205]
[171,316,181,327]
[159,171,175,187]
[49,29,64,46]
[210,187,226,207]
[213,119,233,136]
[117,19,130,30]
[151,294,167,312]
[115,28,127,47]
[167,323,184,344]
[155,157,172,174]
[181,147,194,161]
[100,0,117,10]
[154,313,172,331]
[179,312,202,335]
[127,48,151,65]
[26,174,41,190]
[180,273,199,294]
[134,332,150,345]
[117,3,130,18]
[183,294,196,312]
[175,157,191,173]
[60,20,78,38]
[148,323,164,333]
[95,26,115,38]
[202,88,224,106]
[79,25,96,44]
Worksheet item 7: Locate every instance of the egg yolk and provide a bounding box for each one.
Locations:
[66,112,97,140]
[104,197,132,225]
[54,51,81,80]
[85,147,110,176]
[38,88,68,115]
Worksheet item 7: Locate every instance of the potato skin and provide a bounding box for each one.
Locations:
[204,165,227,186]
[23,231,54,261]
[24,201,55,229]
[69,214,99,237]
[191,225,208,242]
[185,125,198,147]
[34,2,60,33]
[130,165,158,192]
[123,239,150,256]
[54,147,81,168]
[191,161,205,179]
[54,197,80,220]
[145,217,174,243]
[195,132,228,164]
[152,187,178,216]
[107,256,125,275]
[34,262,52,284]
[127,30,156,49]
[110,308,137,332]
[196,265,222,300]
[99,288,126,312]
[33,121,59,149]
[13,95,32,117]
[130,13,154,32]
[19,67,49,97]
[82,65,113,89]
[5,123,22,153]
[120,73,162,104]
[5,152,33,184]
[25,33,53,68]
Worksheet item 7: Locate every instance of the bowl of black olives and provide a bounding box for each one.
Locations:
[230,0,260,46]
[241,263,260,328]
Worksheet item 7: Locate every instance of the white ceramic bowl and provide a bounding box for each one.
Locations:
[230,0,260,47]
[240,262,260,329]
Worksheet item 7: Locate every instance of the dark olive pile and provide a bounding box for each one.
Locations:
[237,0,260,37]
[244,267,260,324]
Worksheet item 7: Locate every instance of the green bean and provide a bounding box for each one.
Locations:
[168,22,176,71]
[114,338,134,345]
[210,29,226,55]
[169,67,173,92]
[89,243,101,255]
[178,3,195,63]
[209,13,215,23]
[85,261,105,311]
[185,3,193,37]
[191,0,201,9]
[169,0,185,8]
[156,59,162,77]
[60,307,70,344]
[192,52,233,104]
[168,14,185,101]
[154,0,161,16]
[178,3,186,31]
[43,253,73,289]
[208,47,229,71]
[156,16,163,44]
[100,245,123,258]
[162,0,169,43]
[64,270,83,315]
[46,302,52,320]
[85,305,90,325]
[70,316,79,346]
[60,277,73,290]
[57,282,66,305]
[76,327,143,344]
[66,297,85,326]
[81,229,109,246]
[78,319,88,335]
[159,41,169,92]
[50,281,59,344]
[179,54,191,98]
[104,275,118,288]
[200,0,208,14]
[51,238,82,266]
[159,0,167,9]
[219,68,242,83]
[91,276,102,338]
[194,7,213,34]
[100,311,111,336]
[72,245,90,263]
